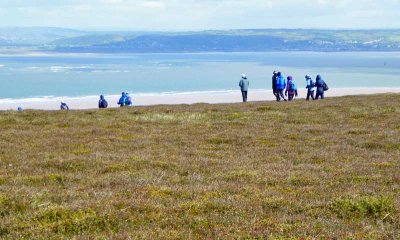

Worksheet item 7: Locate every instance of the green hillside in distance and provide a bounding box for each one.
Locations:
[1,28,400,52]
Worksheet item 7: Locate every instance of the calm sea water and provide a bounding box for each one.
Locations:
[0,52,399,101]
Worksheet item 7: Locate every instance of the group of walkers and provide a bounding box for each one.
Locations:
[239,71,329,103]
[57,72,328,110]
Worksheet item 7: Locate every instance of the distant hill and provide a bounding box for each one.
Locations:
[0,27,87,46]
[1,28,400,52]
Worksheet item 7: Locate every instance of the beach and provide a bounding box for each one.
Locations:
[1,87,399,111]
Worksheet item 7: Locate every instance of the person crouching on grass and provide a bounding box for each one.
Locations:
[285,76,298,101]
[239,74,249,103]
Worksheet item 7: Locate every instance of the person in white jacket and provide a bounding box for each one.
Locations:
[305,75,315,101]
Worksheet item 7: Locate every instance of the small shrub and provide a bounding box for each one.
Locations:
[69,144,92,155]
[206,138,233,145]
[329,196,396,219]
[34,207,109,235]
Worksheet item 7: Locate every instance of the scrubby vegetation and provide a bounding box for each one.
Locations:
[0,94,399,239]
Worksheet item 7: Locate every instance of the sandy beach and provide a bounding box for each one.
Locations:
[0,88,399,111]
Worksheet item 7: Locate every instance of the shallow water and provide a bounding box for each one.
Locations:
[0,52,399,101]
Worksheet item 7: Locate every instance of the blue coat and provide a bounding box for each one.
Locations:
[315,79,326,94]
[276,76,286,90]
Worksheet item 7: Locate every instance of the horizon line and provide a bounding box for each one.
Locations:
[1,26,400,32]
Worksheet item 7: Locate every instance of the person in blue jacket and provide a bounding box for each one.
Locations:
[239,74,250,102]
[98,95,108,108]
[118,92,127,107]
[275,72,287,101]
[315,75,328,100]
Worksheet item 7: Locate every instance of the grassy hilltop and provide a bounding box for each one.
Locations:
[0,94,399,239]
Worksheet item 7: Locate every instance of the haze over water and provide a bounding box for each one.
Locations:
[0,52,399,102]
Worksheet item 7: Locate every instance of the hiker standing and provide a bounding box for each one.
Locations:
[285,76,298,101]
[305,75,315,101]
[315,75,328,100]
[239,74,249,103]
[275,72,287,101]
[272,70,280,101]
[98,95,108,109]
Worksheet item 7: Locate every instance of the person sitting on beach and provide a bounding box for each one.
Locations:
[60,101,69,110]
[125,93,133,106]
[315,75,328,100]
[305,75,315,101]
[118,92,127,107]
[98,95,108,109]
[272,70,280,101]
[285,76,298,101]
[239,74,249,102]
[275,72,287,101]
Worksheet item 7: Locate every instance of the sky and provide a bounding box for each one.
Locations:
[0,0,400,30]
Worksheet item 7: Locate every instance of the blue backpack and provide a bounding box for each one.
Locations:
[126,96,132,106]
[100,99,108,108]
[289,81,297,91]
[276,76,285,90]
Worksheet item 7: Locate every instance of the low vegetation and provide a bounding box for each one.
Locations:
[0,94,399,239]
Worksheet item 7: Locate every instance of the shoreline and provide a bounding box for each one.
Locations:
[1,87,400,111]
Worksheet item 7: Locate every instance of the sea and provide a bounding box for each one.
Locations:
[0,52,399,103]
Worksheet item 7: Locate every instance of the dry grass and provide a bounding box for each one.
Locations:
[0,94,399,239]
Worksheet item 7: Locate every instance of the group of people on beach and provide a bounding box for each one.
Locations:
[56,72,328,110]
[58,92,132,110]
[239,71,329,103]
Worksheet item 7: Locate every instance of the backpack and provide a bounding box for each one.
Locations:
[101,99,108,108]
[276,76,285,90]
[125,97,132,106]
[289,81,297,91]
[323,82,329,91]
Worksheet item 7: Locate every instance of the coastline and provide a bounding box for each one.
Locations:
[1,87,400,111]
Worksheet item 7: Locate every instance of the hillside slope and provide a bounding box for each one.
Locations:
[0,95,399,239]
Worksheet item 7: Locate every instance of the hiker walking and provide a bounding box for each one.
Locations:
[239,74,250,103]
[275,72,287,101]
[305,75,315,101]
[285,76,298,101]
[315,75,329,100]
[272,70,280,101]
[60,101,69,110]
[98,95,108,109]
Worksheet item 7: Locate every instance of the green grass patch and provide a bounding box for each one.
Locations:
[329,195,396,219]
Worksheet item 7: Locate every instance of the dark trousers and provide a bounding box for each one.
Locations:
[306,90,315,101]
[315,91,324,100]
[273,90,280,101]
[277,90,286,101]
[241,91,248,102]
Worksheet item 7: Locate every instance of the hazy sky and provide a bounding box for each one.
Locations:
[1,0,399,30]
